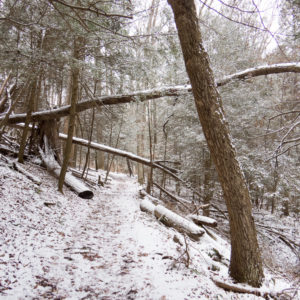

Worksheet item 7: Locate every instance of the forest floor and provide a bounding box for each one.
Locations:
[0,159,299,299]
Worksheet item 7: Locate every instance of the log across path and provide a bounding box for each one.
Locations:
[2,63,300,125]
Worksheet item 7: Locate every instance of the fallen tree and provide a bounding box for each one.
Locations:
[59,133,180,178]
[39,138,93,199]
[2,63,299,125]
[211,277,269,298]
[140,198,156,214]
[188,214,217,228]
[139,196,205,240]
[59,133,206,200]
[153,181,191,210]
[154,204,205,240]
[0,155,41,185]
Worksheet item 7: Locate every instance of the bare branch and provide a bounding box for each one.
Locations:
[49,0,133,19]
[198,0,292,37]
[269,110,300,121]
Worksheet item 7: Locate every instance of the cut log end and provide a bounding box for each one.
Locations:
[78,190,94,199]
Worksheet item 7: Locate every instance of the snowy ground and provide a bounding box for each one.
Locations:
[0,160,297,299]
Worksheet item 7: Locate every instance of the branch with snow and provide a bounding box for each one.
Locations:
[2,63,299,125]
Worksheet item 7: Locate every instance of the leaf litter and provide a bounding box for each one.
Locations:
[0,161,297,299]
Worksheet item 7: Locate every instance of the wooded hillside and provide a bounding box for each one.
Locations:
[0,0,299,295]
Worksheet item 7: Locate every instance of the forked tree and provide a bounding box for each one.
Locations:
[168,0,264,287]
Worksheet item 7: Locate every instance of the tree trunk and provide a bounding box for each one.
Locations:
[136,102,145,184]
[203,152,214,217]
[18,79,37,163]
[58,36,82,193]
[168,0,263,287]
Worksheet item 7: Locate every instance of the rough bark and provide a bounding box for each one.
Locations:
[168,0,263,287]
[38,120,61,163]
[2,62,299,125]
[136,102,146,184]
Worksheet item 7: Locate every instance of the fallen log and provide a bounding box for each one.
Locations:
[39,146,93,199]
[153,182,191,210]
[139,190,160,205]
[59,134,205,200]
[12,162,41,185]
[0,155,41,185]
[59,133,183,181]
[2,63,299,125]
[188,214,218,228]
[211,277,269,298]
[154,205,205,240]
[0,144,20,157]
[71,170,97,188]
[140,199,156,214]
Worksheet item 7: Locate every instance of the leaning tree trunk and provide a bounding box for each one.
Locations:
[168,0,264,287]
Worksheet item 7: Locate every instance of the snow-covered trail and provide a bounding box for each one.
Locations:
[0,167,218,299]
[57,173,211,299]
[1,164,292,299]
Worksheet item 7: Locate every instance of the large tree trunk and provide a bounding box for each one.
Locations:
[168,0,264,287]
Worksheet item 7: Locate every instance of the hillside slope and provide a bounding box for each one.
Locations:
[0,160,295,299]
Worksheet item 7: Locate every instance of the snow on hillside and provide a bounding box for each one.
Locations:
[0,160,295,299]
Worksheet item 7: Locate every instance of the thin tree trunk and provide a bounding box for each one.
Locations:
[0,72,12,112]
[81,107,95,178]
[168,0,263,287]
[58,37,82,193]
[18,78,37,163]
[203,152,214,217]
[0,83,26,140]
[137,102,145,184]
[104,115,124,183]
[146,102,153,194]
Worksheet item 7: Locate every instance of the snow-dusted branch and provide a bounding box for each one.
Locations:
[59,133,179,178]
[217,63,300,87]
[2,63,299,125]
